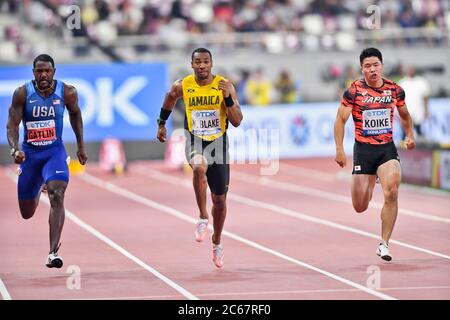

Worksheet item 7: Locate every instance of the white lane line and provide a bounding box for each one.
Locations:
[335,169,450,197]
[79,172,396,300]
[280,162,337,181]
[75,285,450,300]
[234,170,450,224]
[0,278,12,300]
[4,170,198,301]
[401,183,450,197]
[139,167,450,260]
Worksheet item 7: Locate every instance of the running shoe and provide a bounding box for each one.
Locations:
[376,242,392,261]
[212,244,224,268]
[194,218,208,242]
[46,252,64,268]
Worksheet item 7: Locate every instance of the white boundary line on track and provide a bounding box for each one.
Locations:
[78,172,396,300]
[334,170,450,197]
[0,278,12,300]
[137,167,450,260]
[234,170,450,224]
[279,162,337,182]
[283,162,450,197]
[4,170,198,301]
[75,285,450,300]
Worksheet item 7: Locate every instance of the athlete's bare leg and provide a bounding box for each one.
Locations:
[351,174,377,213]
[191,154,209,220]
[46,180,67,253]
[19,198,40,219]
[211,192,227,245]
[376,159,401,245]
[18,184,47,219]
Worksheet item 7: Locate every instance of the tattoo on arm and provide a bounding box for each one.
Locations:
[6,86,25,150]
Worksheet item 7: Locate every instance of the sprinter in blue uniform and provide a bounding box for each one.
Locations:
[6,54,87,268]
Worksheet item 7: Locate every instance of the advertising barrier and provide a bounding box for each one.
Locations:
[0,63,169,144]
[437,150,450,190]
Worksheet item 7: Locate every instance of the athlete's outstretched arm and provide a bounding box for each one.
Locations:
[218,79,243,127]
[65,84,87,165]
[157,80,183,143]
[334,104,352,168]
[6,86,26,164]
[397,105,416,149]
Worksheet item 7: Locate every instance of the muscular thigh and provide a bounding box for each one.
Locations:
[18,154,45,200]
[206,163,230,196]
[377,159,401,189]
[42,145,70,184]
[351,174,377,200]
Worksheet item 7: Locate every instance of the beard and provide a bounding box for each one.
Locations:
[196,70,209,80]
[38,79,51,89]
[35,78,54,92]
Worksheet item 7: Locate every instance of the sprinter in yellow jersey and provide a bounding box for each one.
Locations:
[157,48,243,268]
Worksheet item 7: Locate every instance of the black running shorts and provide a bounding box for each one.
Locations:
[352,141,400,175]
[185,132,230,195]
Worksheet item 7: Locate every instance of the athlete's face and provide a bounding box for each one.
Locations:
[191,52,212,80]
[33,61,55,90]
[361,56,383,84]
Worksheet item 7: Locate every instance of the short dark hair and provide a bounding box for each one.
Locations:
[33,54,55,68]
[359,48,382,65]
[191,48,212,61]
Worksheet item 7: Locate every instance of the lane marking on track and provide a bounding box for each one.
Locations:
[75,285,450,300]
[234,170,450,224]
[138,167,450,260]
[279,162,337,181]
[4,170,198,301]
[79,172,397,300]
[0,278,12,300]
[281,162,450,198]
[335,170,450,197]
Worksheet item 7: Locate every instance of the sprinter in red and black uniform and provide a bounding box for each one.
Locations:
[334,48,415,261]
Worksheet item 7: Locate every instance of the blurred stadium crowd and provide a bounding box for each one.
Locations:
[1,0,449,104]
[3,0,449,36]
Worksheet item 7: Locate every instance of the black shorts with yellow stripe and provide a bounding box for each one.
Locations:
[185,131,230,195]
[352,141,400,175]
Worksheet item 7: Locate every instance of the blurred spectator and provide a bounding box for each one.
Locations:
[246,67,273,107]
[4,0,449,57]
[2,0,449,97]
[399,66,431,137]
[95,0,110,21]
[3,0,20,13]
[115,0,144,35]
[5,0,449,38]
[389,62,405,83]
[337,65,358,99]
[399,8,420,28]
[235,69,250,105]
[274,70,299,104]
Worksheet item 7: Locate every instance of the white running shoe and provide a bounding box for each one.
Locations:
[194,218,209,242]
[46,252,63,268]
[212,244,224,268]
[376,243,392,261]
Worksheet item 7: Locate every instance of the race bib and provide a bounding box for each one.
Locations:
[191,109,221,136]
[362,108,391,136]
[26,120,56,146]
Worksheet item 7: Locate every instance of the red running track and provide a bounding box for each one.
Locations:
[0,158,449,300]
